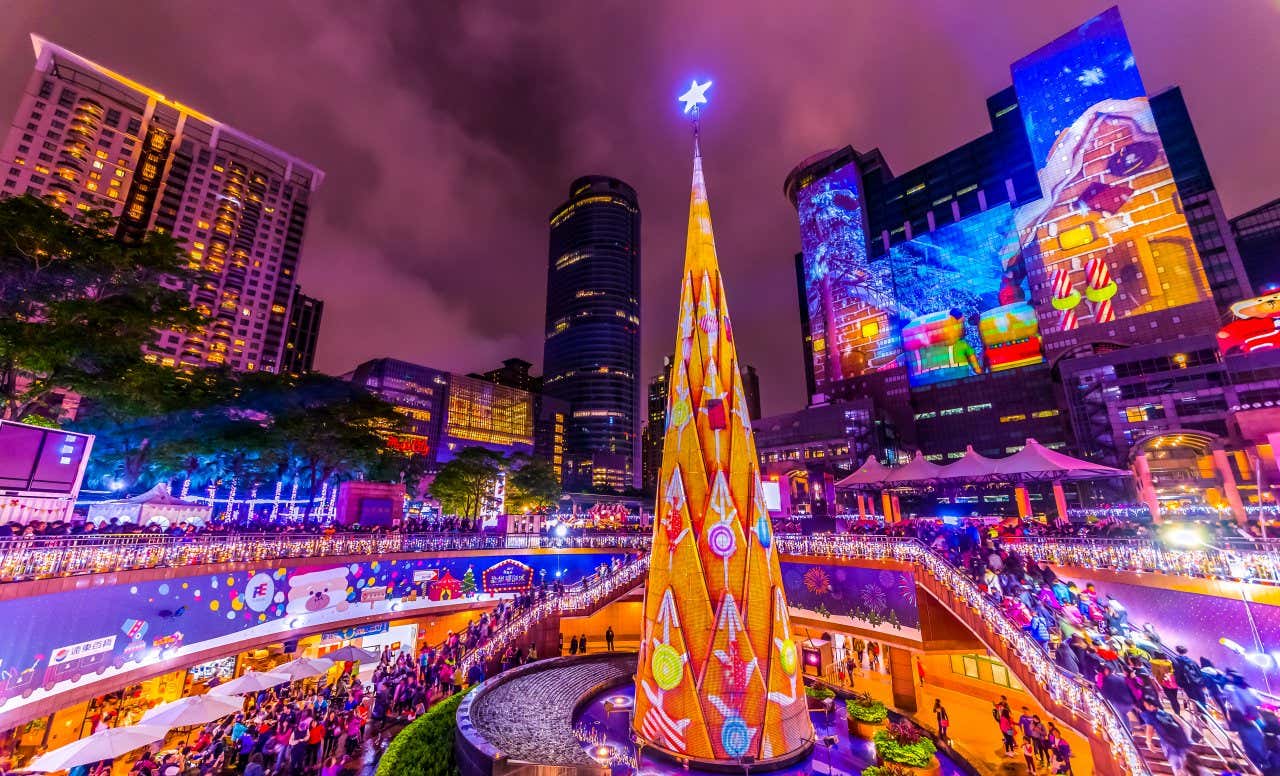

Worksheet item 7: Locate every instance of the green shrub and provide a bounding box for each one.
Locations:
[861,765,913,776]
[872,727,936,768]
[805,684,836,700]
[845,692,888,724]
[377,692,466,776]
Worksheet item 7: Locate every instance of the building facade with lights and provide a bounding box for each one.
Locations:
[542,176,641,491]
[0,35,324,375]
[784,7,1274,518]
[1231,196,1280,293]
[282,288,323,377]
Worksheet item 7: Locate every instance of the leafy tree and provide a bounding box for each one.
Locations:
[428,447,505,520]
[0,196,201,422]
[505,454,561,514]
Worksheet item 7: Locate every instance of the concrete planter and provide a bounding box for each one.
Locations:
[848,717,885,739]
[874,755,941,776]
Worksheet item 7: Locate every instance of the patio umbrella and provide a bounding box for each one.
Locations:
[273,656,335,681]
[141,693,245,728]
[24,724,168,772]
[324,645,378,663]
[208,669,290,696]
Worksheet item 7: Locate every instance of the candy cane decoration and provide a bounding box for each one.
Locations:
[1049,268,1082,331]
[1085,257,1118,323]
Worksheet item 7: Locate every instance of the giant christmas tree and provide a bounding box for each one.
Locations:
[632,83,813,767]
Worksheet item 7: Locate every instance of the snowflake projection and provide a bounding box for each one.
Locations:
[860,584,887,616]
[803,567,832,596]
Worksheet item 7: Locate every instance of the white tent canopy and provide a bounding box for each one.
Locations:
[87,482,213,527]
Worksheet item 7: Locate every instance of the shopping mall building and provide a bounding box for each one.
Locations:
[765,8,1280,520]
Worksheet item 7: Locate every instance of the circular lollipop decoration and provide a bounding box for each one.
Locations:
[707,522,737,558]
[670,398,692,429]
[721,715,751,758]
[651,643,684,691]
[779,638,798,676]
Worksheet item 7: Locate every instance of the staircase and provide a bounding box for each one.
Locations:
[778,536,1151,776]
[459,555,649,676]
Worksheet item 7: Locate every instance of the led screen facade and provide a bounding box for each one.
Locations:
[1012,7,1210,336]
[887,205,1044,386]
[796,163,901,394]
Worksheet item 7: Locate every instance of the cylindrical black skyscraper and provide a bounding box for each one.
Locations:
[542,176,641,491]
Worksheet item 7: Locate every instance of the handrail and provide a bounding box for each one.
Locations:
[0,532,652,582]
[458,555,649,676]
[6,529,1280,586]
[775,534,1150,776]
[1001,536,1280,584]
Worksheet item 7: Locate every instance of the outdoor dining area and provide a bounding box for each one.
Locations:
[13,646,379,775]
[836,437,1131,524]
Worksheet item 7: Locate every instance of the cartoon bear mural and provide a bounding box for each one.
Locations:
[286,567,352,616]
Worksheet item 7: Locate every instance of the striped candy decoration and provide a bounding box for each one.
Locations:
[1049,268,1080,331]
[642,705,690,753]
[1085,258,1117,323]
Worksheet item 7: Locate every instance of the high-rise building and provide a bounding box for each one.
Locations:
[470,358,540,392]
[640,355,673,491]
[282,288,323,377]
[738,363,763,421]
[469,358,567,484]
[542,176,641,491]
[786,7,1237,467]
[345,358,537,471]
[0,35,324,374]
[1231,197,1280,293]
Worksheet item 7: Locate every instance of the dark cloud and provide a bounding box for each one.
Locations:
[1,0,1276,414]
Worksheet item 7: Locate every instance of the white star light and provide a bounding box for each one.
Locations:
[678,79,712,114]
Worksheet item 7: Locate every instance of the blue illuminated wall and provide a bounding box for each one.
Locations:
[887,205,1044,386]
[797,163,901,392]
[0,551,624,709]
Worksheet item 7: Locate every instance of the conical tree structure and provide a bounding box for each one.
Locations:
[633,142,813,766]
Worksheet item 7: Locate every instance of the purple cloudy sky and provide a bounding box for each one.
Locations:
[1,1,1277,414]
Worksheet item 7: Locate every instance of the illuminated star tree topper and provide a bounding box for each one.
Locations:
[679,79,713,115]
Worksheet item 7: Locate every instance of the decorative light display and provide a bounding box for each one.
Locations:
[632,84,812,765]
[677,79,712,114]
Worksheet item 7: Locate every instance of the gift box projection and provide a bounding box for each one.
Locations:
[632,137,813,765]
[796,6,1213,394]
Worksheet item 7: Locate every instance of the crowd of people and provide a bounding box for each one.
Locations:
[886,518,1280,775]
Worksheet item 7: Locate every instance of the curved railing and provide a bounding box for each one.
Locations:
[1001,536,1280,584]
[0,532,651,582]
[775,535,1149,776]
[458,555,650,676]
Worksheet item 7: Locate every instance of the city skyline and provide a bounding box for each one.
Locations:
[1,1,1277,416]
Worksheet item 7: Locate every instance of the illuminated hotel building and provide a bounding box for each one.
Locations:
[347,358,541,472]
[542,176,641,491]
[785,7,1263,514]
[0,35,323,374]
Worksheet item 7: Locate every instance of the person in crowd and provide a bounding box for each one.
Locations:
[933,699,949,747]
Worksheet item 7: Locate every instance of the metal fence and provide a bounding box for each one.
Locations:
[0,532,651,582]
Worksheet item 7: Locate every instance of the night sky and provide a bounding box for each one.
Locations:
[1,1,1276,415]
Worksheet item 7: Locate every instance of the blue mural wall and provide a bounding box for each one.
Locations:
[0,551,623,707]
[780,561,921,640]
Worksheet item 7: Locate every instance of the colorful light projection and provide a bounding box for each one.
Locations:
[633,120,812,764]
[886,204,1044,386]
[1012,6,1211,335]
[797,162,901,392]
